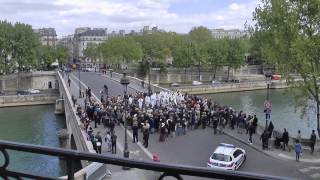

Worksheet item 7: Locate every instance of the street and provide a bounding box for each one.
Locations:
[70,71,314,180]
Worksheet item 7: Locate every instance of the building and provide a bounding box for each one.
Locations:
[57,35,74,63]
[33,28,57,46]
[211,29,247,39]
[73,28,108,65]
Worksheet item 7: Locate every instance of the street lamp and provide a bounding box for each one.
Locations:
[120,70,130,161]
[264,72,273,129]
[78,62,81,98]
[148,59,151,95]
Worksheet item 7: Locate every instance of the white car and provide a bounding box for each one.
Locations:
[27,89,40,94]
[192,81,203,86]
[207,143,246,171]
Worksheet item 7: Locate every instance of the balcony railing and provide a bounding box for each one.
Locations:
[0,140,291,180]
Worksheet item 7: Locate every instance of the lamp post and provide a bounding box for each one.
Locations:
[264,73,272,129]
[148,59,151,95]
[78,62,81,98]
[120,71,130,161]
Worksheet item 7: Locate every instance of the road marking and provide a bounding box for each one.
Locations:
[69,73,154,160]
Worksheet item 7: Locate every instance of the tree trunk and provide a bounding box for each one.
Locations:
[213,66,217,80]
[226,66,230,81]
[317,102,320,137]
[184,67,187,83]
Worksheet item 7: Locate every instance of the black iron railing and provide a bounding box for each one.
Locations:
[0,140,291,180]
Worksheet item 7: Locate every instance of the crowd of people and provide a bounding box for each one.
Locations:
[72,83,317,162]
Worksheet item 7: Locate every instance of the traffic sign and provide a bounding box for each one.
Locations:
[264,100,272,109]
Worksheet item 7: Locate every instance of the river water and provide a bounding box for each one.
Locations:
[0,105,66,177]
[202,89,317,138]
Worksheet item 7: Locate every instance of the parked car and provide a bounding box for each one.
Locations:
[27,89,40,94]
[212,80,221,86]
[192,81,203,86]
[171,83,180,87]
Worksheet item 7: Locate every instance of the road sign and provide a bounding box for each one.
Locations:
[265,112,271,120]
[264,100,272,109]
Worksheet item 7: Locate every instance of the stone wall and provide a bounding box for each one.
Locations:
[0,71,58,93]
[0,93,59,107]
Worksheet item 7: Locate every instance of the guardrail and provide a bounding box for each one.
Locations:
[0,140,292,180]
[105,70,172,93]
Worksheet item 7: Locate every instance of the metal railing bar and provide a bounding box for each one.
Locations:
[0,140,291,180]
[0,169,58,180]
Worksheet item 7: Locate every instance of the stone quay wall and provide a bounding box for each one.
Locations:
[0,71,58,94]
[0,93,59,107]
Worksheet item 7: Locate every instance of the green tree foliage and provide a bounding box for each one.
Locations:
[0,21,14,74]
[205,39,228,80]
[12,22,40,71]
[189,26,212,43]
[253,0,320,135]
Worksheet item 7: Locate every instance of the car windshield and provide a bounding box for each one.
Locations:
[211,153,231,162]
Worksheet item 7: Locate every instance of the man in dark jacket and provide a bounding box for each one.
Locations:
[310,130,317,154]
[282,128,289,151]
[260,130,269,150]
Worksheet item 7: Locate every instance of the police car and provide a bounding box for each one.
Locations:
[207,143,246,171]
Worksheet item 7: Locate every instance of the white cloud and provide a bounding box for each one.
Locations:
[0,0,259,36]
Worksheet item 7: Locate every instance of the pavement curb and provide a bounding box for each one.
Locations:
[223,130,320,164]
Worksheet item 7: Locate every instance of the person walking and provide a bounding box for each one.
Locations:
[310,130,317,154]
[111,132,117,154]
[142,122,150,148]
[294,140,302,162]
[282,128,290,151]
[68,77,71,87]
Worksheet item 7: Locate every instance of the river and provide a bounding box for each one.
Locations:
[202,89,317,138]
[0,105,66,177]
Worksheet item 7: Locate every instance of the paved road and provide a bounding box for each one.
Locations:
[70,71,314,180]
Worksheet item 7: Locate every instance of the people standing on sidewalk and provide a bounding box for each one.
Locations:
[267,121,274,139]
[294,140,302,162]
[310,130,317,154]
[132,116,139,143]
[142,121,150,148]
[282,128,290,151]
[95,131,102,154]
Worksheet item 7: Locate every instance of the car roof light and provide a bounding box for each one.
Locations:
[219,143,235,148]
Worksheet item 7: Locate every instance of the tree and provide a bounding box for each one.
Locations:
[0,21,14,74]
[224,39,245,81]
[12,22,40,71]
[253,0,320,136]
[205,39,228,80]
[189,26,212,43]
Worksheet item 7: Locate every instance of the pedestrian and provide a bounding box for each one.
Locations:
[68,77,71,87]
[111,132,117,154]
[248,123,254,144]
[310,130,317,154]
[267,121,274,139]
[294,140,302,162]
[282,128,290,151]
[132,116,139,143]
[296,130,302,143]
[260,130,269,150]
[142,122,150,148]
[105,131,112,152]
[212,116,218,135]
[95,132,102,154]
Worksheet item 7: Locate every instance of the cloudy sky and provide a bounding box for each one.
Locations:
[0,0,259,37]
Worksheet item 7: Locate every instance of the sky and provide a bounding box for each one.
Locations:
[0,0,259,37]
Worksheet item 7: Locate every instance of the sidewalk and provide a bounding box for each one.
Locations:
[222,127,320,163]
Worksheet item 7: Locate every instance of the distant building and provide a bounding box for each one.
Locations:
[57,35,74,62]
[33,28,57,46]
[211,29,247,39]
[73,28,108,64]
[119,30,125,37]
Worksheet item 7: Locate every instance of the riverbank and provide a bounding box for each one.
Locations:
[172,80,287,95]
[0,91,59,107]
